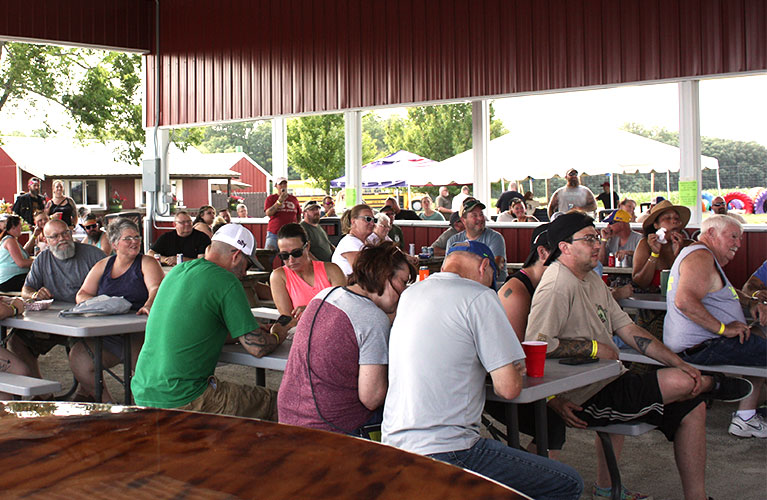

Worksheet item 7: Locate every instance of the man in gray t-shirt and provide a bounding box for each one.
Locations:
[382,241,582,500]
[446,199,507,286]
[300,200,334,262]
[8,220,104,383]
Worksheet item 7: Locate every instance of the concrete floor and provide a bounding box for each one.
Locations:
[33,345,767,500]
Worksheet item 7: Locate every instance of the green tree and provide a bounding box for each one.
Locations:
[0,42,154,164]
[287,114,346,192]
[179,121,273,173]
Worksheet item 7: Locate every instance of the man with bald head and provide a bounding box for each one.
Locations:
[382,240,583,500]
[7,219,105,387]
[148,211,211,266]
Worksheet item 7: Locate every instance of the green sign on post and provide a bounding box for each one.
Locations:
[679,180,698,207]
[345,188,357,208]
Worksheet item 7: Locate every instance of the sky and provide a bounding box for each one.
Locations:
[1,72,765,147]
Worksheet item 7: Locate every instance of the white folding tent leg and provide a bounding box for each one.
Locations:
[666,170,671,200]
[472,100,490,207]
[272,117,288,191]
[344,111,363,207]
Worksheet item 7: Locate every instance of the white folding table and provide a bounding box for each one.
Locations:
[0,302,147,404]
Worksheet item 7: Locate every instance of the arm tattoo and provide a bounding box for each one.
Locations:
[503,288,513,298]
[240,328,278,356]
[633,336,653,355]
[548,339,593,358]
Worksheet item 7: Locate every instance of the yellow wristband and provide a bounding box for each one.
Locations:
[9,304,17,316]
[590,340,598,359]
[717,322,725,335]
[270,331,280,343]
[546,395,557,402]
[650,252,660,259]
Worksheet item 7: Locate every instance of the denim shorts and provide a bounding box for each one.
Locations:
[679,335,766,367]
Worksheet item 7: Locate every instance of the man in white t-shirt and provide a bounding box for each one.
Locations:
[382,240,583,500]
[450,185,471,212]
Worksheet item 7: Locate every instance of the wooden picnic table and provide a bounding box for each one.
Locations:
[0,402,526,499]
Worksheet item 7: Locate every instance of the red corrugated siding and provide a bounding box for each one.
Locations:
[145,0,767,127]
[0,0,152,52]
[231,158,268,193]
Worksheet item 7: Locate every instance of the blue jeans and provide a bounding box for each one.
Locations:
[265,231,278,250]
[679,334,766,367]
[429,438,582,500]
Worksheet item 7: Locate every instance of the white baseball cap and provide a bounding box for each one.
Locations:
[274,176,288,185]
[211,224,263,269]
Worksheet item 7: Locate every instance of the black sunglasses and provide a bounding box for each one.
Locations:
[277,243,307,261]
[711,202,725,207]
[84,224,98,230]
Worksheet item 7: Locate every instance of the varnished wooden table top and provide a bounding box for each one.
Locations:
[0,402,526,499]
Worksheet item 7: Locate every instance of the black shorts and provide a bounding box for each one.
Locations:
[484,400,567,450]
[575,371,703,442]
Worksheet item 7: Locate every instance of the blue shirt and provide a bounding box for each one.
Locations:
[446,228,507,288]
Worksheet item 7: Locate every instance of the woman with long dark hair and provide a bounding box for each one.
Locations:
[278,241,415,436]
[0,215,33,292]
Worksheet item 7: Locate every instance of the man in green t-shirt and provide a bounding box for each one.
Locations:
[300,200,334,262]
[132,224,288,420]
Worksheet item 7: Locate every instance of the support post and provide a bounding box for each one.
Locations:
[471,100,490,207]
[344,111,363,207]
[271,117,288,191]
[679,81,703,225]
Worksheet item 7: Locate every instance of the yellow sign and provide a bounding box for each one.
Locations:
[679,180,698,207]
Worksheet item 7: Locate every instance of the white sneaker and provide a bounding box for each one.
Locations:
[728,413,767,438]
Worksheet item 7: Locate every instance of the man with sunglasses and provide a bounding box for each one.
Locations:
[132,224,279,420]
[547,168,597,217]
[710,196,747,224]
[80,214,112,255]
[320,196,337,218]
[526,212,752,500]
[7,219,105,388]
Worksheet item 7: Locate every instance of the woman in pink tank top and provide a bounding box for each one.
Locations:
[270,223,346,326]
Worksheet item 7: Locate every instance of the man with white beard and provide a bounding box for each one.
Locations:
[7,220,104,391]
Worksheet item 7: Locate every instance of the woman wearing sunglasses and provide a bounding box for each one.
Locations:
[270,223,346,326]
[332,204,377,276]
[72,218,164,402]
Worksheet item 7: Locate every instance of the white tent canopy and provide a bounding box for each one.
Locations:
[435,128,719,184]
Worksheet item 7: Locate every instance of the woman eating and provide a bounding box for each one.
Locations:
[192,205,216,238]
[70,218,164,402]
[278,241,415,435]
[0,215,34,292]
[45,179,77,227]
[22,210,50,256]
[332,204,377,276]
[270,223,346,325]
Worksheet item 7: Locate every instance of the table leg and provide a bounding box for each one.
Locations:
[94,338,103,403]
[505,403,520,449]
[534,399,549,457]
[123,334,132,405]
[256,368,266,387]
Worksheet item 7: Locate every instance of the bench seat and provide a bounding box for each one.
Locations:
[0,373,61,399]
[619,348,766,378]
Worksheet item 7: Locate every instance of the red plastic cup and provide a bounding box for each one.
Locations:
[601,274,609,285]
[522,341,547,378]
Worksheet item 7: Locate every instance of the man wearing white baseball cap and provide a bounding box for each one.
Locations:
[132,223,281,420]
[264,177,300,250]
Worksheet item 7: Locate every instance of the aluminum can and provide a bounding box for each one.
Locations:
[608,253,615,267]
[418,266,429,281]
[176,253,183,265]
[409,243,415,256]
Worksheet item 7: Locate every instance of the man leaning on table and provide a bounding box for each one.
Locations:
[526,211,753,500]
[132,224,286,420]
[664,215,767,439]
[7,219,104,398]
[147,211,211,266]
[382,240,584,500]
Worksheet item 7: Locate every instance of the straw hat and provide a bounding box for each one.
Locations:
[641,200,691,232]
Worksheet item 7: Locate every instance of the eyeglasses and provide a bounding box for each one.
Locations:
[570,234,601,245]
[120,236,142,242]
[175,220,192,225]
[45,230,72,242]
[357,215,376,223]
[324,201,334,205]
[566,171,578,177]
[84,224,98,230]
[277,243,307,261]
[711,202,725,207]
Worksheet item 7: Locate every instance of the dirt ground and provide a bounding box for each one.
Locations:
[27,346,767,500]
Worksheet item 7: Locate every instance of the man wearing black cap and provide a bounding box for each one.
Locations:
[547,168,597,216]
[525,211,752,500]
[430,211,465,256]
[595,181,620,210]
[446,198,507,286]
[382,240,583,500]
